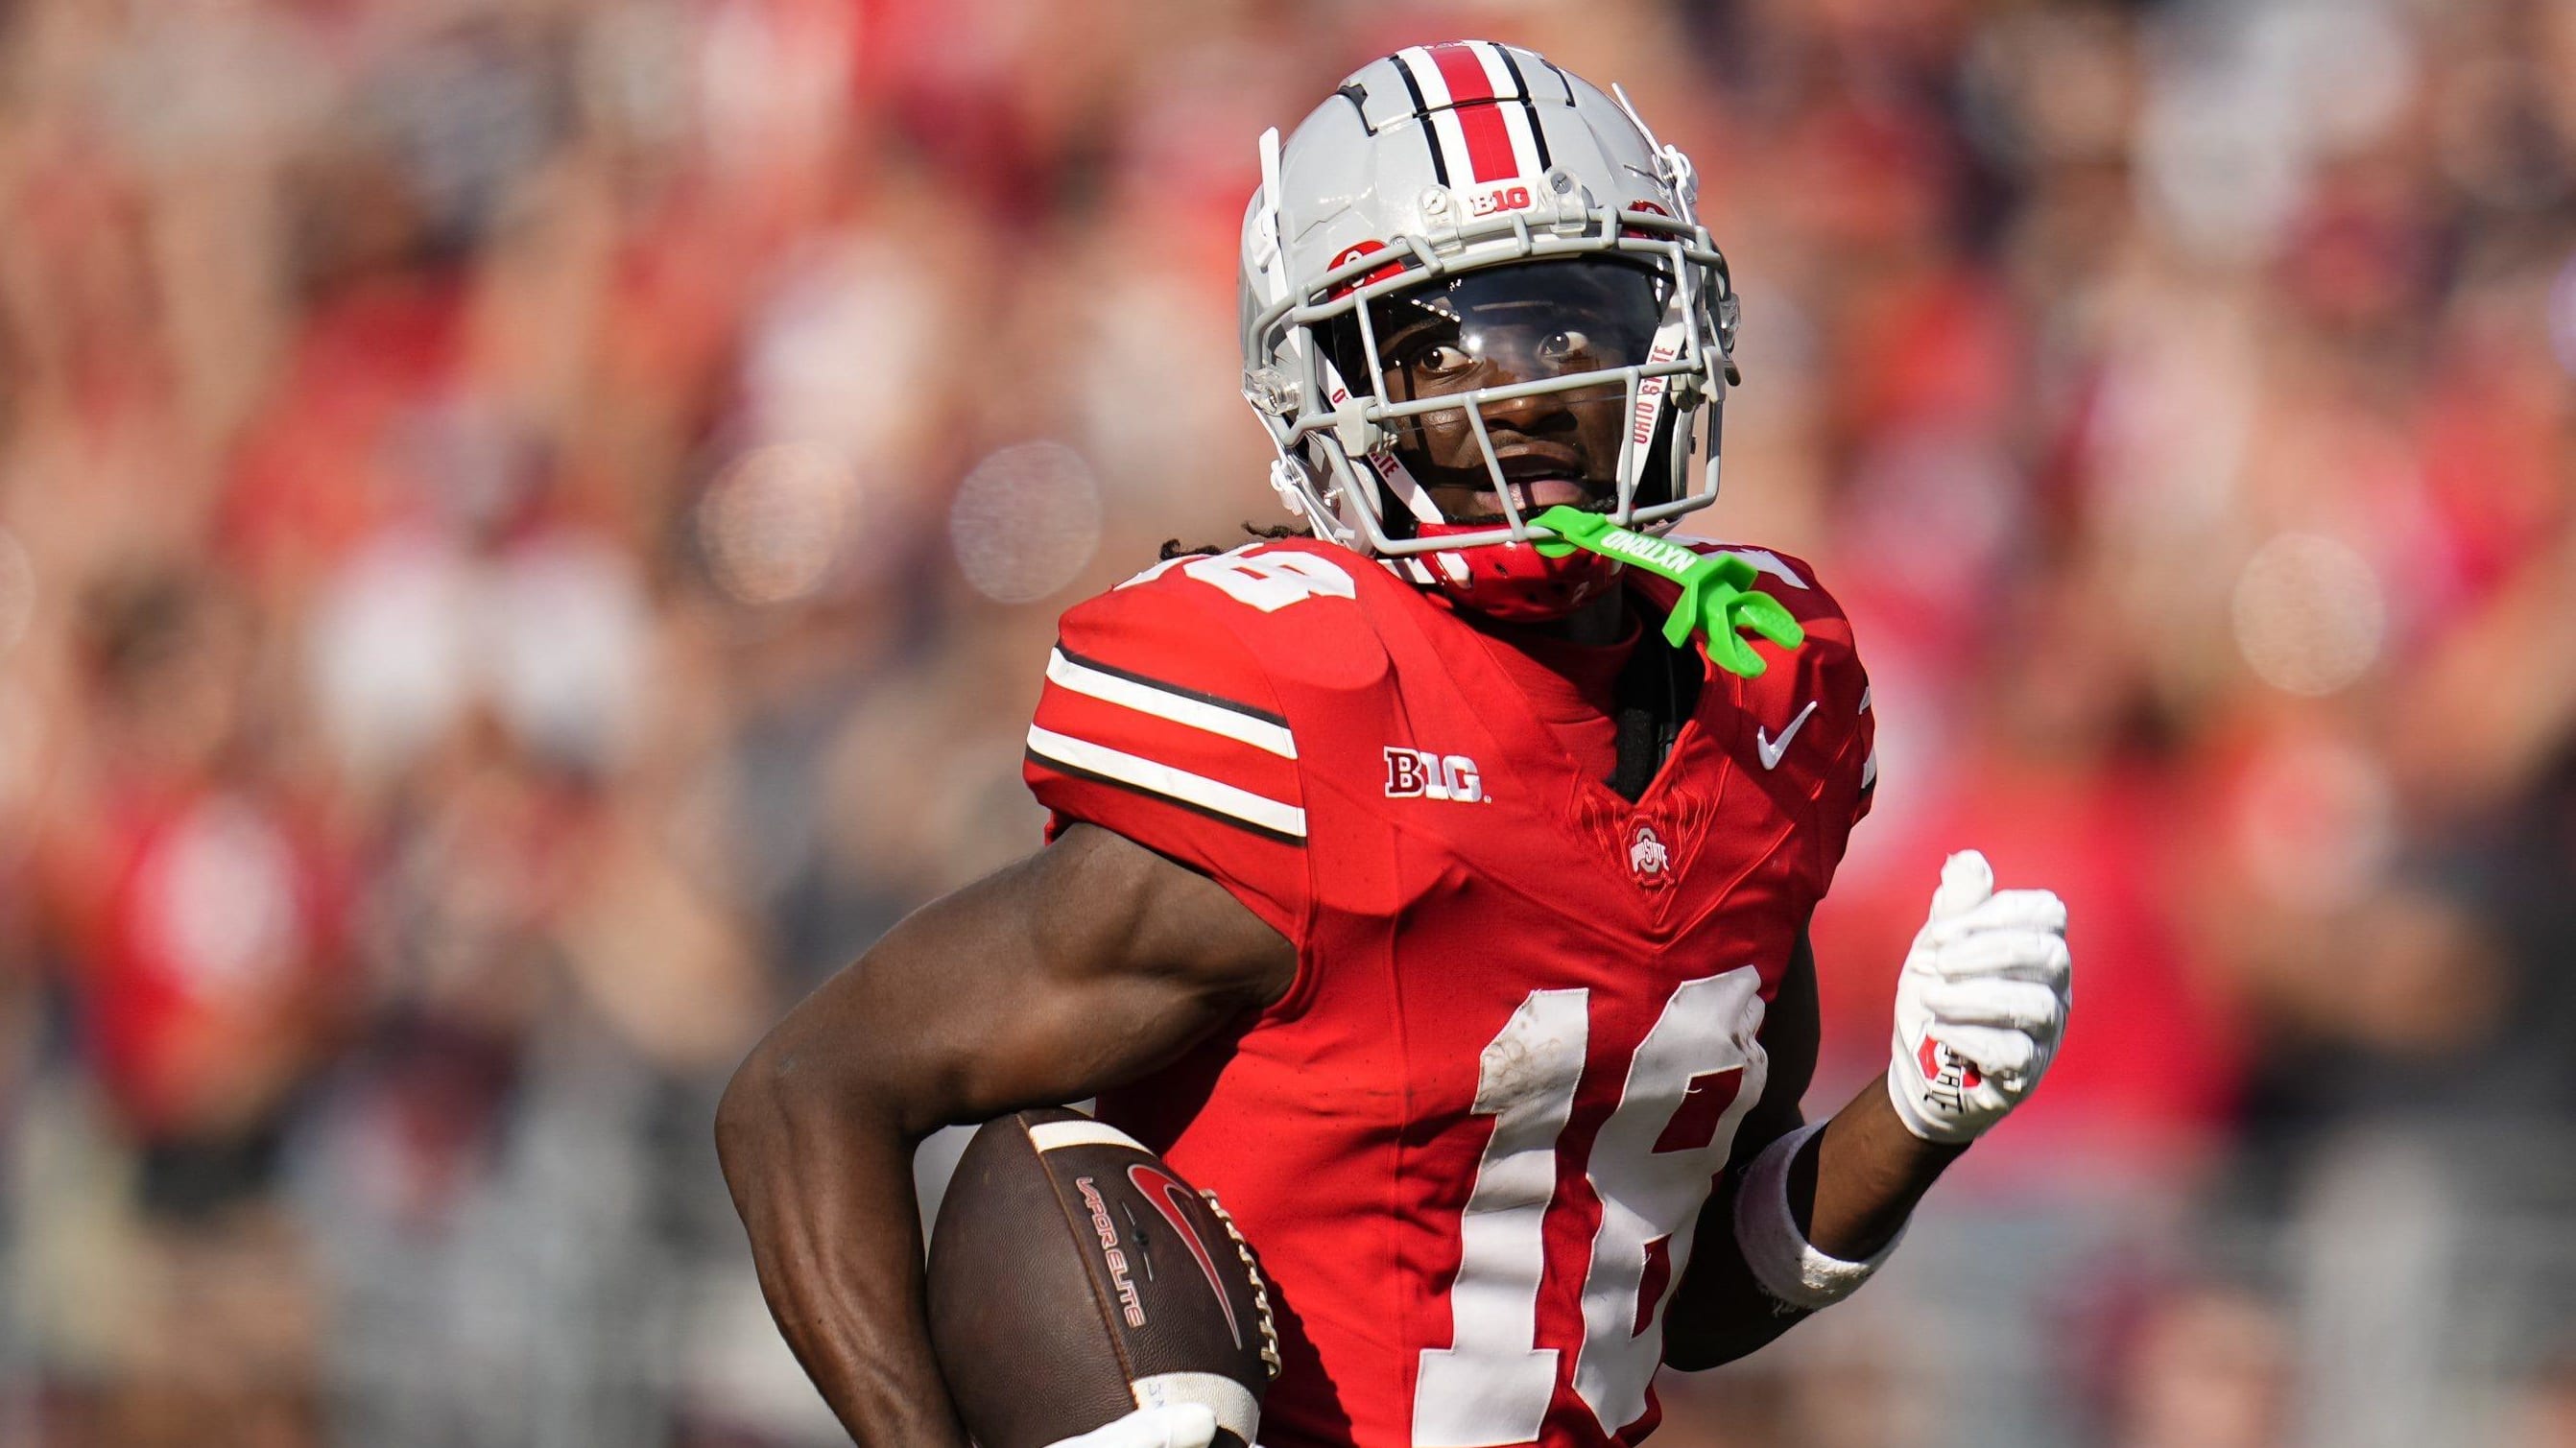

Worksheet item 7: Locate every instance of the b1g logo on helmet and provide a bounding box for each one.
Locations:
[1385,748,1484,803]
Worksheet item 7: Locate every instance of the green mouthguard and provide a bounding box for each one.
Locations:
[1528,505,1804,678]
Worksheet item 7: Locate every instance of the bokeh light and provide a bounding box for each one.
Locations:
[947,441,1104,605]
[2230,532,2386,697]
[700,443,860,606]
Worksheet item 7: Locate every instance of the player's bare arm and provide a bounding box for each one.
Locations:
[714,823,1293,1448]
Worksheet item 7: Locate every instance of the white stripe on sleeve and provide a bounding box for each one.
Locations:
[1027,726,1307,840]
[1046,650,1297,759]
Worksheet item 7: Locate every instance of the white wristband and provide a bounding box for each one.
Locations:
[1729,1122,1905,1312]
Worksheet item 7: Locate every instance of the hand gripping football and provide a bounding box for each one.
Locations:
[927,1108,1280,1448]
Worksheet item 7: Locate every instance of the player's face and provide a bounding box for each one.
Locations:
[1351,260,1664,526]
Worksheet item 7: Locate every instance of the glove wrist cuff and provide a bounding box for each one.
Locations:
[1730,1122,1905,1312]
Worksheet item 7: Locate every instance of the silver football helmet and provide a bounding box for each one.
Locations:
[1238,41,1740,583]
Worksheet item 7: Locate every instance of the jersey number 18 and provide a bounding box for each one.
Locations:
[1416,968,1769,1446]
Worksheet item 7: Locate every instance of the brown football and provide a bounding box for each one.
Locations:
[926,1107,1279,1448]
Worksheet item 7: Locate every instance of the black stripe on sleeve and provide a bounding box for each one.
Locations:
[1052,640,1290,727]
[1025,749,1305,847]
[1387,53,1450,187]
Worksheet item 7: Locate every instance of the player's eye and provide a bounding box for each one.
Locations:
[1538,329,1593,365]
[1414,344,1475,378]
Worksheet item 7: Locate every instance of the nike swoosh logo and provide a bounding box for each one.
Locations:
[1755,700,1821,771]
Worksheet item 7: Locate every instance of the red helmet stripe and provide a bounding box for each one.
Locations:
[1451,102,1518,182]
[1426,45,1517,181]
[1426,42,1496,103]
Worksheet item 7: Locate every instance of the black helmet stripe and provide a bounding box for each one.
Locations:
[1387,50,1451,187]
[1490,45,1553,171]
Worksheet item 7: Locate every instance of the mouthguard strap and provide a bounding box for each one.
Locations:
[1529,505,1804,677]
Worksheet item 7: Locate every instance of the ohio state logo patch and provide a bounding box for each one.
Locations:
[1628,821,1670,888]
[1917,1035,1983,1122]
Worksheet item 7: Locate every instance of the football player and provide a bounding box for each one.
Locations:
[717,42,2071,1448]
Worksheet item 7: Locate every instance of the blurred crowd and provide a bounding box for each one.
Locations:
[3,0,2574,1444]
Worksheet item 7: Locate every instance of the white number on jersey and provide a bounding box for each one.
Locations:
[1413,988,1589,1448]
[1179,548,1357,612]
[1574,970,1768,1430]
[1414,970,1770,1447]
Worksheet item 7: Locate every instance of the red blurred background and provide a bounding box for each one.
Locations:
[4,0,2575,1444]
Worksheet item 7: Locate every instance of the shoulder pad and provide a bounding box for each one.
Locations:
[1024,547,1357,942]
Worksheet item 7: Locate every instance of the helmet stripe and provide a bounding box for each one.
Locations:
[1423,45,1517,181]
[1462,41,1523,101]
[1385,51,1451,186]
[1451,102,1517,181]
[1419,44,1525,182]
[1425,42,1495,104]
[1395,45,1455,107]
[1491,96,1545,178]
[1485,44,1554,169]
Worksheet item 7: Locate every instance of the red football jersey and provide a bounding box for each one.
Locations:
[1024,537,1874,1448]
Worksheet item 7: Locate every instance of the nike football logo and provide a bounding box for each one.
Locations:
[1755,700,1821,770]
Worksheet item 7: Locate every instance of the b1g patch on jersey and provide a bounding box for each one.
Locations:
[1384,748,1485,804]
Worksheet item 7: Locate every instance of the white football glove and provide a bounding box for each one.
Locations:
[1045,1405,1218,1448]
[1886,850,2072,1145]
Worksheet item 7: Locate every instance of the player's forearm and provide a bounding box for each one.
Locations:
[716,1041,972,1448]
[1658,1086,1957,1369]
[1801,1073,1964,1258]
[713,833,1290,1446]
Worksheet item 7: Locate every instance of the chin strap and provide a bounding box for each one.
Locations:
[1528,506,1804,677]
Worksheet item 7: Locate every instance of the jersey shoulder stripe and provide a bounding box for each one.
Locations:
[1046,644,1296,758]
[1024,725,1306,843]
[1028,556,1323,944]
[1031,626,1303,834]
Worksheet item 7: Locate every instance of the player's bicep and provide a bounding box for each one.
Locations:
[813,823,1294,1137]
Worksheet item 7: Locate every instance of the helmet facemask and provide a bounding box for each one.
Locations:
[1322,257,1682,534]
